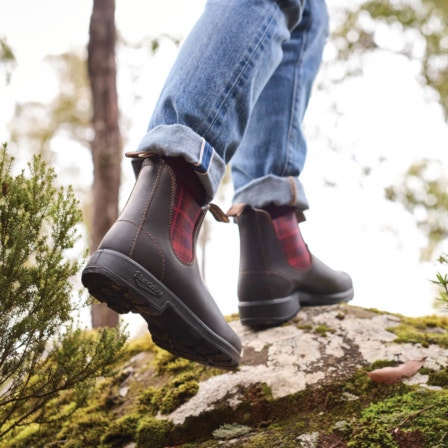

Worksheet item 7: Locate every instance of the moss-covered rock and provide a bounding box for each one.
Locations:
[4,305,448,448]
[135,417,174,448]
[100,414,140,447]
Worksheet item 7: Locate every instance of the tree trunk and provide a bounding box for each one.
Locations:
[87,0,121,328]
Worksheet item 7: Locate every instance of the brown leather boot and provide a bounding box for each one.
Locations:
[229,204,354,328]
[82,156,241,369]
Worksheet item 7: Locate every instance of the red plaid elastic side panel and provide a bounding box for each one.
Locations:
[171,188,202,264]
[272,213,311,269]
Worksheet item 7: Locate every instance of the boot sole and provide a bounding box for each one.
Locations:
[238,293,300,328]
[238,287,354,328]
[82,249,240,370]
[299,288,354,306]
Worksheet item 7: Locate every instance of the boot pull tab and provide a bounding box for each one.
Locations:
[226,203,247,218]
[125,150,155,158]
[208,203,230,223]
[227,203,306,223]
[295,210,306,223]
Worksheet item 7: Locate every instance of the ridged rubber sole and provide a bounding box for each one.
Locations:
[238,293,301,328]
[82,249,240,370]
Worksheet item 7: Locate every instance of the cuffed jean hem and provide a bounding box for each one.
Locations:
[135,124,226,203]
[232,175,309,212]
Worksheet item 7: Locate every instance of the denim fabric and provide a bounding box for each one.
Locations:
[232,0,329,210]
[136,0,327,211]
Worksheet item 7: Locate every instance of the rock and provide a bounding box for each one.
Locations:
[12,304,448,447]
[166,305,448,426]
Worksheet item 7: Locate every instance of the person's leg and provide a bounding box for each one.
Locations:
[231,0,329,210]
[130,0,304,201]
[82,0,306,369]
[227,0,354,327]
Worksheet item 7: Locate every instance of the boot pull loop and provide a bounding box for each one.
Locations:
[227,203,306,224]
[295,210,306,223]
[208,203,230,223]
[125,150,155,159]
[226,203,247,218]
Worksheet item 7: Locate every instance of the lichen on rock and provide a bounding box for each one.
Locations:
[5,305,448,448]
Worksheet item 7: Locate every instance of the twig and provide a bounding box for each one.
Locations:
[392,404,436,433]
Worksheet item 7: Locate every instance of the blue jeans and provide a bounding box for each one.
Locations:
[135,0,328,211]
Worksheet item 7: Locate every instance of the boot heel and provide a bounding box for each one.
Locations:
[238,292,300,328]
[82,249,241,369]
[82,249,164,315]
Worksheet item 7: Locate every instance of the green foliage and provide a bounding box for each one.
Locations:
[332,0,448,258]
[8,34,181,158]
[433,253,448,306]
[54,410,110,448]
[334,0,448,116]
[0,37,16,83]
[0,143,126,443]
[9,52,91,155]
[385,160,448,259]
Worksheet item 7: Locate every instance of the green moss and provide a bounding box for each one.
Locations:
[159,375,199,414]
[124,333,155,355]
[100,414,140,447]
[8,309,448,448]
[225,313,240,323]
[388,315,448,348]
[314,323,335,337]
[135,417,173,448]
[427,366,448,388]
[296,323,313,331]
[348,388,448,447]
[135,345,223,417]
[151,345,222,379]
[258,382,274,400]
[364,307,389,315]
[166,359,448,447]
[152,347,182,374]
[348,422,397,448]
[139,371,199,415]
[3,424,42,448]
[57,412,109,448]
[296,321,336,336]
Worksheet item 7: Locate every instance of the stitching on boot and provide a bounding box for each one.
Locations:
[133,160,169,280]
[129,159,162,257]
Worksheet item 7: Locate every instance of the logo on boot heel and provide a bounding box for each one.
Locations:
[133,271,163,298]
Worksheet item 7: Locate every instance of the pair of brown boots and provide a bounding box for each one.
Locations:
[82,156,353,369]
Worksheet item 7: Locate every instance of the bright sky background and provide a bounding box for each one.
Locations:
[1,0,448,332]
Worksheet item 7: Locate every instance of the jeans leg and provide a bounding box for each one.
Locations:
[135,0,305,203]
[231,0,329,211]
